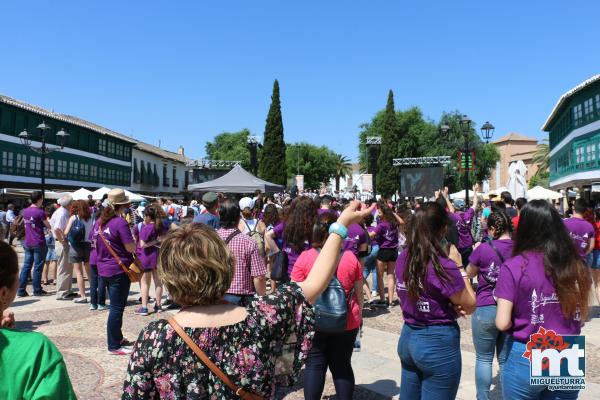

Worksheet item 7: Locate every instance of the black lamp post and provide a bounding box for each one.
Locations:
[480,121,495,143]
[440,116,495,204]
[18,121,69,199]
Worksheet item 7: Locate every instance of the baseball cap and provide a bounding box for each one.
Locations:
[239,197,255,210]
[202,192,218,204]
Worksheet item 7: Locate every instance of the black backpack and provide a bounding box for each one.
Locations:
[314,251,351,333]
[271,251,289,282]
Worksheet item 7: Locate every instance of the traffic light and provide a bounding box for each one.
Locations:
[458,151,475,171]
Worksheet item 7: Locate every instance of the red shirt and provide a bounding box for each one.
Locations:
[512,215,520,230]
[291,248,363,330]
[594,221,600,250]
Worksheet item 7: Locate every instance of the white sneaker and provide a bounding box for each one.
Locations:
[108,347,132,355]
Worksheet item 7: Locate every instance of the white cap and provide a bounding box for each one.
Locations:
[239,197,255,210]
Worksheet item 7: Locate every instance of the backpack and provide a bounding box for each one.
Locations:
[314,251,351,333]
[67,216,86,247]
[243,219,265,258]
[10,215,25,240]
[271,250,289,282]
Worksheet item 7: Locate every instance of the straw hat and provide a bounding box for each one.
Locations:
[107,188,130,206]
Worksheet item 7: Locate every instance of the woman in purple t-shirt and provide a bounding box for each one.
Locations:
[134,205,164,316]
[396,202,476,399]
[495,200,591,399]
[370,201,400,308]
[266,196,318,283]
[466,211,513,399]
[93,189,137,355]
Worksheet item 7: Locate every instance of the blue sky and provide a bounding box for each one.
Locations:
[1,1,599,161]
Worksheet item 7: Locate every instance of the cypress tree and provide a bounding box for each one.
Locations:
[377,90,399,198]
[259,79,287,185]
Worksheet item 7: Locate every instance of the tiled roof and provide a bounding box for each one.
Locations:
[493,132,538,143]
[542,74,600,131]
[134,141,188,164]
[0,94,137,144]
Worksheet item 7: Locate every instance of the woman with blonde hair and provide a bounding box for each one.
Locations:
[123,201,374,398]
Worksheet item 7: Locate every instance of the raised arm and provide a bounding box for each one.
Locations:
[297,201,376,304]
[442,187,455,213]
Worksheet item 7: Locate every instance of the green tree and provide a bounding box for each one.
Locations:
[530,140,550,188]
[357,108,500,194]
[377,90,400,198]
[333,154,353,192]
[286,143,338,190]
[259,79,287,185]
[204,129,253,169]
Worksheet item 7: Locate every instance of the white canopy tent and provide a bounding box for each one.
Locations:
[527,186,562,201]
[71,187,93,200]
[449,190,486,200]
[90,187,144,202]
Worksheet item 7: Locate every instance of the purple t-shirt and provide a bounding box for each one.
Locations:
[137,223,159,270]
[495,250,583,343]
[23,206,47,247]
[450,208,475,249]
[343,223,368,258]
[563,217,594,258]
[374,221,398,249]
[92,217,135,277]
[273,222,309,273]
[395,249,466,325]
[468,239,514,307]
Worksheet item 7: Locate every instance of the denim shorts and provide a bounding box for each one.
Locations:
[46,247,58,262]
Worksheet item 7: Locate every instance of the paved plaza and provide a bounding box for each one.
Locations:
[10,246,600,399]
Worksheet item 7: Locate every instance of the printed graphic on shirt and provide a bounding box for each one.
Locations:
[485,261,500,283]
[568,231,591,250]
[530,289,562,325]
[416,300,430,313]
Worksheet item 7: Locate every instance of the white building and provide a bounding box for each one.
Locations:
[131,142,190,198]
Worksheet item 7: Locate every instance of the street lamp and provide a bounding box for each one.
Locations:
[439,115,495,204]
[366,136,381,198]
[480,121,495,143]
[18,121,69,199]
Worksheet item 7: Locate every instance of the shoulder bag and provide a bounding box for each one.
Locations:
[98,227,144,282]
[168,317,265,400]
[313,250,353,333]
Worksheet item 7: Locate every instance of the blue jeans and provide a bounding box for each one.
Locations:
[90,265,107,307]
[102,273,131,350]
[18,245,48,295]
[398,323,461,399]
[472,305,508,400]
[590,249,600,269]
[363,244,379,293]
[502,338,579,400]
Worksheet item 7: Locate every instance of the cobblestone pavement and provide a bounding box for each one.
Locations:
[9,252,600,399]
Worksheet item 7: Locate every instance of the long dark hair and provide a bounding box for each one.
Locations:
[405,202,451,300]
[144,205,163,235]
[284,196,318,251]
[311,212,337,249]
[378,200,399,228]
[514,200,591,320]
[262,204,280,227]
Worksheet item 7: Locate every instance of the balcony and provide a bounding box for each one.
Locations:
[163,177,170,186]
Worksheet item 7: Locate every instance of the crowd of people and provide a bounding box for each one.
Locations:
[0,185,598,399]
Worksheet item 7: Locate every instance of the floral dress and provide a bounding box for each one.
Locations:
[122,283,314,399]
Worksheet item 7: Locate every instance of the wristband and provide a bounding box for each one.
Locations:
[328,222,348,239]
